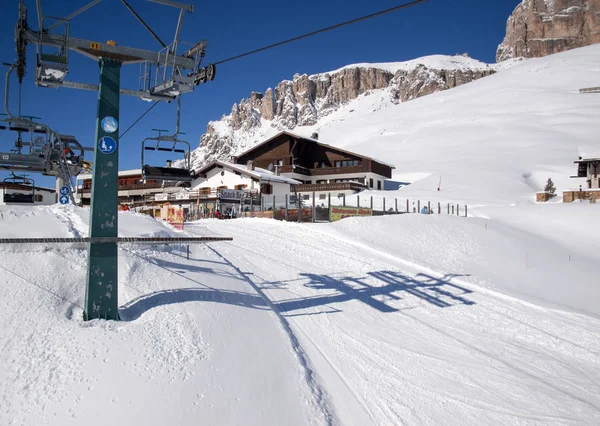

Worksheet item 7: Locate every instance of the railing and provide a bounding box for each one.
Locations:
[78,182,179,193]
[310,165,366,176]
[279,164,368,176]
[296,182,365,192]
[280,165,311,175]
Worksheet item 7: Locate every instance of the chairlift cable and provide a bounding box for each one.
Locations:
[120,0,428,139]
[120,101,160,139]
[213,0,429,65]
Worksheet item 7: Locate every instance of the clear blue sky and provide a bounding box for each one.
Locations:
[0,0,519,188]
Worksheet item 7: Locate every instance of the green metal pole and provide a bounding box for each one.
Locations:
[84,59,122,321]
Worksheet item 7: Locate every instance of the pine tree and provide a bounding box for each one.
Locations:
[544,177,556,197]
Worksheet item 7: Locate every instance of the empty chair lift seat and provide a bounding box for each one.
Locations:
[142,165,194,182]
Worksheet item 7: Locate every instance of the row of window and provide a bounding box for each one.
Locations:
[334,160,360,168]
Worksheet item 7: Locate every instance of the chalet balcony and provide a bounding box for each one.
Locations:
[296,182,365,192]
[310,165,366,176]
[280,164,366,176]
[78,182,179,193]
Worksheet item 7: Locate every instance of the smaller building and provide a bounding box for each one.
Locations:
[190,160,301,217]
[0,182,56,205]
[75,169,185,206]
[572,156,600,189]
[564,155,600,202]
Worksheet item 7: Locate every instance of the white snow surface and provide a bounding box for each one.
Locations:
[322,54,517,75]
[2,45,600,425]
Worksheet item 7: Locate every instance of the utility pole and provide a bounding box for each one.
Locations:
[85,59,121,320]
[10,0,215,321]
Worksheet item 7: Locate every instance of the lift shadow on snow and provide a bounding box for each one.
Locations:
[275,271,475,315]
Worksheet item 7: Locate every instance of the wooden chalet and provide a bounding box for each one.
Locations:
[232,131,394,194]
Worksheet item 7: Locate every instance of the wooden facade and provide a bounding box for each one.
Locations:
[233,131,393,180]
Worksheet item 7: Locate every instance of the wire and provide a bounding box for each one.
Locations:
[213,0,429,65]
[120,0,428,138]
[120,101,160,139]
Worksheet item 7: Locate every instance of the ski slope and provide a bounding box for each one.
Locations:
[0,206,332,426]
[2,205,598,425]
[195,216,600,425]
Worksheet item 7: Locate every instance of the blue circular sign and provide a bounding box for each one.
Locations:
[98,136,117,155]
[101,116,118,133]
[60,186,70,196]
[59,195,69,204]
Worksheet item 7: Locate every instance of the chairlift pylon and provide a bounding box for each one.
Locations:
[3,172,35,203]
[141,97,194,183]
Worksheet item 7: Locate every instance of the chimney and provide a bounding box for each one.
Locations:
[247,160,254,171]
[311,132,319,140]
[275,165,280,176]
[166,160,172,167]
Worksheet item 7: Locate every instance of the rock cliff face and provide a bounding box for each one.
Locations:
[497,0,600,62]
[189,55,497,170]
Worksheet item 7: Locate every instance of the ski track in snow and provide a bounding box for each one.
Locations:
[192,219,600,426]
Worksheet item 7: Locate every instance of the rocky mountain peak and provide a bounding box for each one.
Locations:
[497,0,600,62]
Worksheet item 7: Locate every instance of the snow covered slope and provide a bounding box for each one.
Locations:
[190,53,511,169]
[0,205,333,426]
[2,205,599,425]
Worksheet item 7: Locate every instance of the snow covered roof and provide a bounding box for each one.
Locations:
[577,146,600,160]
[236,131,395,169]
[194,160,301,185]
[253,167,302,185]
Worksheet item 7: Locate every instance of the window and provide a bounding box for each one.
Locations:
[277,159,284,166]
[319,194,327,200]
[353,160,359,166]
[260,183,273,194]
[35,194,43,202]
[199,187,211,195]
[234,184,247,190]
[377,181,382,190]
[342,160,348,167]
[335,161,341,168]
[217,186,228,191]
[303,195,310,200]
[370,178,373,188]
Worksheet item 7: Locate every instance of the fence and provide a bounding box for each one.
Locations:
[233,193,468,223]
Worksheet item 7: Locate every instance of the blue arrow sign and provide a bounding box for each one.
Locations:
[98,136,117,155]
[59,195,69,205]
[60,186,69,196]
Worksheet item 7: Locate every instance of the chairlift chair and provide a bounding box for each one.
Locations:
[141,128,194,183]
[3,173,35,203]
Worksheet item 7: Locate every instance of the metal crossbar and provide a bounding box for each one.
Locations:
[0,236,232,244]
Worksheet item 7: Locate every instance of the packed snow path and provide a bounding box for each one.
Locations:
[190,218,600,426]
[0,207,332,426]
[1,206,599,425]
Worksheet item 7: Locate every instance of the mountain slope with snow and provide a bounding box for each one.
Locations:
[189,53,514,169]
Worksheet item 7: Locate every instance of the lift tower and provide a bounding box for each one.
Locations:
[13,0,215,320]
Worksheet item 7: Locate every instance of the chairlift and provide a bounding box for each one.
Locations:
[141,129,194,183]
[140,97,194,183]
[3,173,35,203]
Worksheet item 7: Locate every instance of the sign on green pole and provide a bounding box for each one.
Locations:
[84,59,121,321]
